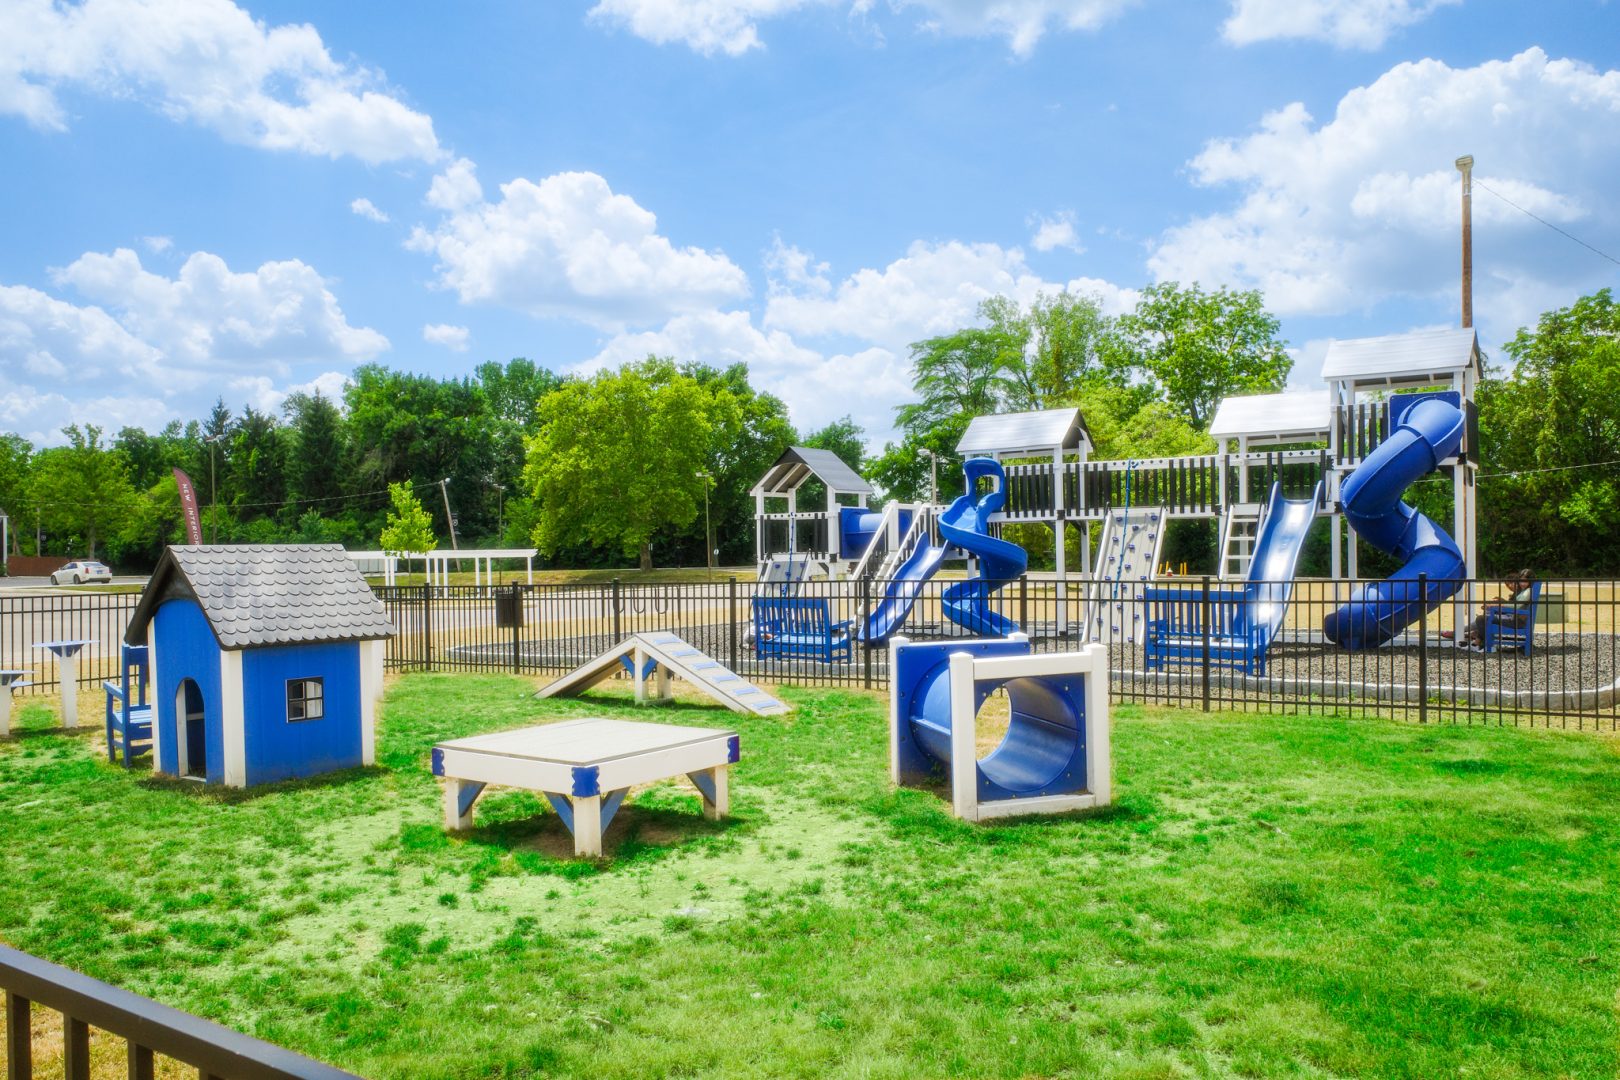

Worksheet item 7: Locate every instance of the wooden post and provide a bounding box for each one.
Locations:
[572,795,603,857]
[948,652,978,821]
[1457,154,1473,329]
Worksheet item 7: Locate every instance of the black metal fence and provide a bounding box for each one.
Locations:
[374,575,1619,731]
[2,577,1612,730]
[1,944,358,1079]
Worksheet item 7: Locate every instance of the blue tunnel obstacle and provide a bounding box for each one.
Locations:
[888,635,1112,821]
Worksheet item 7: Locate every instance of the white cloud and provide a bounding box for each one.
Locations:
[425,158,483,212]
[1,249,381,442]
[1,0,442,164]
[423,323,470,351]
[589,0,1134,57]
[350,198,390,223]
[1148,49,1620,333]
[1030,210,1083,253]
[229,370,353,415]
[53,248,388,384]
[408,170,750,329]
[764,238,1052,350]
[141,235,173,254]
[763,236,832,298]
[1222,0,1457,49]
[581,309,913,439]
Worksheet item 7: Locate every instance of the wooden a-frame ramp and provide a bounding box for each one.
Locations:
[535,632,789,716]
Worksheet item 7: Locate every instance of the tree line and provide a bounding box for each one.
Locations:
[2,284,1615,576]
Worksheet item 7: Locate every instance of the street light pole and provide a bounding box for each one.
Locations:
[697,471,713,579]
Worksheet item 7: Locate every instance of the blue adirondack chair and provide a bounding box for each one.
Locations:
[104,643,154,766]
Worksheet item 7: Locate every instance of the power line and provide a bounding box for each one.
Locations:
[1475,178,1620,269]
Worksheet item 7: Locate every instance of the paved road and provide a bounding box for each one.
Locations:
[0,575,148,591]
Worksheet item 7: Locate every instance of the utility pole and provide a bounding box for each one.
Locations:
[203,433,223,543]
[697,471,713,579]
[439,478,459,551]
[1456,154,1474,329]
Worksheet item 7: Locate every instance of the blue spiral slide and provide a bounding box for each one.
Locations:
[1323,396,1467,649]
[859,458,1027,642]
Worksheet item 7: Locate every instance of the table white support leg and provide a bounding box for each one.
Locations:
[59,656,79,729]
[687,765,729,820]
[572,794,603,856]
[443,778,485,831]
[657,664,672,702]
[0,693,11,737]
[633,646,647,704]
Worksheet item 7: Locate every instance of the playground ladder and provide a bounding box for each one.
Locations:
[847,501,906,583]
[1217,505,1263,581]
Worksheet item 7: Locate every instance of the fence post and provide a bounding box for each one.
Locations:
[422,583,433,670]
[862,574,873,691]
[511,585,522,674]
[1200,575,1212,712]
[612,578,622,643]
[728,576,739,671]
[1417,572,1429,725]
[1019,574,1028,631]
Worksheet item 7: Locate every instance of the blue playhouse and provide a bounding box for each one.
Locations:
[123,544,395,788]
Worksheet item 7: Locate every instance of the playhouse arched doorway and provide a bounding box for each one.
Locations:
[175,678,207,780]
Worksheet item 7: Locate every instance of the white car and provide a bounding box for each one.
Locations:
[51,561,113,585]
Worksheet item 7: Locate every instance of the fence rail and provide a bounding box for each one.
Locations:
[2,577,1613,730]
[1,944,358,1079]
[372,576,1618,730]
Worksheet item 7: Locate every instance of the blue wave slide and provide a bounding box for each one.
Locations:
[1323,397,1467,649]
[859,458,1028,642]
[940,458,1028,637]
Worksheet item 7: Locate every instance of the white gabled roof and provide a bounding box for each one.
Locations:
[956,408,1091,456]
[1209,390,1331,443]
[751,447,872,496]
[1321,328,1481,385]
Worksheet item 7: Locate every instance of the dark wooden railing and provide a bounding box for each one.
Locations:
[1,945,360,1079]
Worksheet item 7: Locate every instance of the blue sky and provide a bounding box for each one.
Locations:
[3,0,1617,449]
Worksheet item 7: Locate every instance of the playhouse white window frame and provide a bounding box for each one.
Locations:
[286,677,325,722]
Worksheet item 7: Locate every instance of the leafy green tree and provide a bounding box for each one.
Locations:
[1112,282,1291,429]
[524,359,716,571]
[1478,288,1620,572]
[379,481,437,554]
[284,390,348,510]
[0,434,34,556]
[477,358,563,432]
[28,424,137,559]
[984,291,1120,410]
[895,327,1014,439]
[680,363,793,566]
[225,407,287,516]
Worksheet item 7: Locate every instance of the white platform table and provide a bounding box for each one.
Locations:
[431,717,740,857]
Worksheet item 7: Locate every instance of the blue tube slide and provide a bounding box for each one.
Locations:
[893,637,1089,801]
[1323,397,1467,649]
[940,458,1029,637]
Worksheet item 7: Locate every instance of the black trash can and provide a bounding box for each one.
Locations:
[494,586,524,628]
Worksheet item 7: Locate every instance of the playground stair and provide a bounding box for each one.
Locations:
[1085,507,1165,644]
[1217,505,1263,581]
[536,632,789,716]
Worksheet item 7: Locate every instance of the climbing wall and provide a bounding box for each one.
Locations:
[1084,507,1165,644]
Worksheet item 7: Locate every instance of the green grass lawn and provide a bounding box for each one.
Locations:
[2,677,1617,1079]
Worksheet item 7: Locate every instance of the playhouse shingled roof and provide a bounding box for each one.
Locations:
[125,544,395,650]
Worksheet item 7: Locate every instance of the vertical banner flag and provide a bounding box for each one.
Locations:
[173,468,203,545]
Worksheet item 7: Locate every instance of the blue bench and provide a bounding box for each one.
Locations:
[104,643,153,767]
[1143,584,1270,676]
[1481,580,1541,656]
[752,597,853,664]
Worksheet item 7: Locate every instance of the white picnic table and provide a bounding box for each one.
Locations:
[431,717,739,857]
[33,640,93,729]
